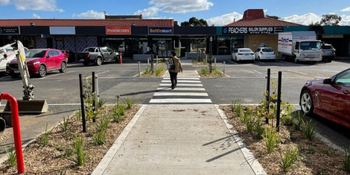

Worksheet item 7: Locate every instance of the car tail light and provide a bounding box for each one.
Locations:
[87,53,91,57]
[260,52,263,55]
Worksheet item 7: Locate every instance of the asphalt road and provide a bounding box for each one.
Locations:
[0,57,349,159]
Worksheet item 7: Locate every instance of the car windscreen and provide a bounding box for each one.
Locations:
[239,49,251,52]
[300,41,321,50]
[83,48,96,52]
[262,48,274,52]
[27,50,47,58]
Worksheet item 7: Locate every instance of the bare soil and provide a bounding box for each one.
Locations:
[220,105,350,175]
[0,105,140,175]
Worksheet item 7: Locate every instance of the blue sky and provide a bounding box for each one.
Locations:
[0,0,350,26]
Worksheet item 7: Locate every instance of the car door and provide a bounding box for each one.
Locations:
[100,47,109,61]
[107,48,114,61]
[53,50,62,69]
[319,70,350,124]
[45,50,55,70]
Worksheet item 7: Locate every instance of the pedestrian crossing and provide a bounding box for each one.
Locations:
[149,76,212,104]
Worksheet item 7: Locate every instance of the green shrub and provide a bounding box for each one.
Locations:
[5,146,16,168]
[124,98,133,109]
[280,146,298,172]
[60,116,69,132]
[345,144,350,172]
[118,105,126,116]
[292,113,304,131]
[155,66,163,76]
[203,58,207,64]
[38,124,51,147]
[301,119,317,141]
[200,68,208,76]
[93,116,110,145]
[143,67,152,75]
[97,98,106,108]
[74,136,85,166]
[282,114,293,126]
[193,59,198,64]
[254,119,265,140]
[112,105,123,123]
[264,126,280,153]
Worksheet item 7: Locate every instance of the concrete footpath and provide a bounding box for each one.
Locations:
[92,63,264,175]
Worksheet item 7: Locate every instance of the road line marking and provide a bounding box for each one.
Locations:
[157,87,205,91]
[149,99,212,103]
[159,83,203,87]
[161,80,201,83]
[87,70,110,78]
[163,78,200,80]
[154,92,208,96]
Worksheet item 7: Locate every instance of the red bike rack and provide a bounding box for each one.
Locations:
[0,92,25,174]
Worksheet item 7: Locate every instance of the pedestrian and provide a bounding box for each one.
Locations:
[168,51,183,89]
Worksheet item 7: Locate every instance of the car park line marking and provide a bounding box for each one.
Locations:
[156,87,206,91]
[154,92,208,96]
[149,99,212,103]
[40,71,76,79]
[227,60,237,64]
[159,83,203,87]
[253,70,268,77]
[87,70,110,78]
[161,80,201,83]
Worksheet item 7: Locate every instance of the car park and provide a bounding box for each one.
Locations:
[254,47,276,61]
[321,44,336,62]
[232,48,255,62]
[300,68,350,129]
[7,48,67,78]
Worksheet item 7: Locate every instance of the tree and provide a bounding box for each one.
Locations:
[180,17,208,27]
[266,15,280,19]
[309,22,321,26]
[320,14,342,26]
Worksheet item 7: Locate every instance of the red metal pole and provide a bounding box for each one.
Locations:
[119,53,123,64]
[0,93,25,174]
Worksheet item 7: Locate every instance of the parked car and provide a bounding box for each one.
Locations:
[232,48,255,62]
[75,47,120,66]
[0,47,16,73]
[254,47,276,61]
[7,49,67,78]
[300,68,350,129]
[61,50,76,63]
[321,44,336,62]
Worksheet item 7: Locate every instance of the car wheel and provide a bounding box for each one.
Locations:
[38,64,46,77]
[59,62,67,73]
[300,90,314,115]
[9,73,19,78]
[96,57,103,66]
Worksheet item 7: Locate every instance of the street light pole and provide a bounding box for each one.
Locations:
[209,36,213,74]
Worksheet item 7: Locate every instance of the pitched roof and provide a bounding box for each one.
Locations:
[225,9,303,27]
[0,19,174,27]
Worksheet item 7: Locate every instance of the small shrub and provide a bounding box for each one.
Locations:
[200,68,208,76]
[5,146,16,168]
[155,66,163,76]
[203,58,207,64]
[344,145,350,172]
[282,114,293,126]
[118,105,126,116]
[193,59,198,64]
[76,110,81,121]
[292,113,304,131]
[254,119,265,140]
[264,126,280,154]
[38,124,51,147]
[280,146,298,172]
[60,116,69,132]
[143,67,152,75]
[97,98,106,108]
[64,147,73,157]
[307,146,315,155]
[124,98,133,109]
[301,119,317,141]
[112,105,122,123]
[93,116,110,145]
[74,136,85,166]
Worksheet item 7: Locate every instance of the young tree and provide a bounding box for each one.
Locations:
[320,14,342,26]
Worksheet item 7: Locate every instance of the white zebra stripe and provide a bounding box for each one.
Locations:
[149,99,212,103]
[159,84,203,87]
[154,92,208,96]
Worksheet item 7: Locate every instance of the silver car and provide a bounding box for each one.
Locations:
[321,44,335,62]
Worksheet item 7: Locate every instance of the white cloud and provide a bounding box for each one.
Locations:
[206,12,243,26]
[14,0,64,12]
[282,13,321,25]
[33,14,41,19]
[341,7,350,12]
[0,0,10,6]
[339,15,350,25]
[148,16,173,19]
[73,10,105,19]
[134,7,159,17]
[150,0,213,13]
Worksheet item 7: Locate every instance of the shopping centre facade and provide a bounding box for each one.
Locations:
[0,9,349,59]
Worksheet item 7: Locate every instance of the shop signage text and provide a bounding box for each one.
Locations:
[0,27,20,34]
[222,26,283,34]
[106,27,131,35]
[149,27,173,35]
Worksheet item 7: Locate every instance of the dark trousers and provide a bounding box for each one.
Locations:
[169,72,178,88]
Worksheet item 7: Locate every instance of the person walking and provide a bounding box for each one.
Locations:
[168,52,183,89]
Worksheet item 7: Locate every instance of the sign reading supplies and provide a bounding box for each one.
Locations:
[0,27,20,34]
[222,26,283,34]
[149,27,173,35]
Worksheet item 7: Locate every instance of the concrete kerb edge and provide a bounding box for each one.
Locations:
[91,104,147,175]
[214,104,267,175]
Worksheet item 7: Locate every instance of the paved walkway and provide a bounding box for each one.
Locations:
[92,67,260,175]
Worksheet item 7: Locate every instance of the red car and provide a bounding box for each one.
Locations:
[300,68,350,129]
[7,49,67,78]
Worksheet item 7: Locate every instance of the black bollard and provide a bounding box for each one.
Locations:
[79,74,86,132]
[92,72,96,122]
[276,71,282,132]
[266,68,270,124]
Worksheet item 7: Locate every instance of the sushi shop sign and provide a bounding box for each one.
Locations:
[222,26,283,34]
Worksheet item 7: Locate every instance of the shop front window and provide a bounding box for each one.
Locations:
[217,36,244,55]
